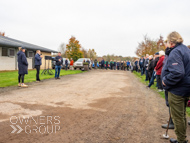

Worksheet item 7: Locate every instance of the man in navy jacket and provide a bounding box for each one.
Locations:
[35,50,43,82]
[162,32,190,143]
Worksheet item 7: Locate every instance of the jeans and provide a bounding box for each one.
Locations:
[65,65,68,71]
[35,65,40,81]
[140,67,144,75]
[55,65,61,78]
[148,71,156,87]
[114,66,116,70]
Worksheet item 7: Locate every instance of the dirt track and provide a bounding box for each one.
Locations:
[0,70,190,143]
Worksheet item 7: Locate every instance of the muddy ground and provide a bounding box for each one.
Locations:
[0,70,189,143]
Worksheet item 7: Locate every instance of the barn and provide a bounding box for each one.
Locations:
[0,35,57,71]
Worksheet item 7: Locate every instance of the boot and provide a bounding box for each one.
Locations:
[188,121,190,125]
[170,138,188,143]
[162,123,174,129]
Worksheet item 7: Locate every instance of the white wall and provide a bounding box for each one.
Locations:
[0,56,16,70]
[0,47,33,71]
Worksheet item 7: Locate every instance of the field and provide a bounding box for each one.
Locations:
[0,69,83,87]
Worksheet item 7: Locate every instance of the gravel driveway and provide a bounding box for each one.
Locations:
[0,70,189,143]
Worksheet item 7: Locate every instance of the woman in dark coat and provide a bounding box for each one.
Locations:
[17,47,28,87]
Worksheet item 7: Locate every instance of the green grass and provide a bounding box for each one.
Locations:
[133,71,190,116]
[0,69,84,87]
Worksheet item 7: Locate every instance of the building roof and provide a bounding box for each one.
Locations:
[0,35,58,53]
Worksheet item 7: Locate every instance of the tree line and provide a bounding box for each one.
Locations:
[135,35,165,57]
[59,36,97,61]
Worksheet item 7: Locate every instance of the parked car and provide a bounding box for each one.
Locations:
[73,58,92,70]
[52,57,70,69]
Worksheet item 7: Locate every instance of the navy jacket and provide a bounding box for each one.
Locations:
[35,53,42,66]
[65,59,68,66]
[139,58,144,68]
[162,44,190,97]
[55,56,63,66]
[17,51,28,75]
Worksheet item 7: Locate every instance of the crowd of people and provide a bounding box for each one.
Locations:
[17,31,190,143]
[98,59,131,71]
[132,32,190,143]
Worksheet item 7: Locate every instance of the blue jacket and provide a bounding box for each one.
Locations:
[17,51,28,75]
[35,53,42,66]
[162,44,190,97]
[65,59,68,66]
[127,61,130,66]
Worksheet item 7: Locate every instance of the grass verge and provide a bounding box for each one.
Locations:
[0,69,83,87]
[133,71,190,116]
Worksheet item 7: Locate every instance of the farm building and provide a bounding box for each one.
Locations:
[0,35,57,71]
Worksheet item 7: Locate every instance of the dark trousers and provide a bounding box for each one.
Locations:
[156,75,163,90]
[117,66,119,70]
[18,74,25,83]
[148,71,153,82]
[148,71,156,87]
[65,65,68,71]
[135,65,138,72]
[35,65,40,81]
[145,68,148,80]
[127,66,129,71]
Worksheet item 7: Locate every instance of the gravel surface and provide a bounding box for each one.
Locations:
[0,70,189,143]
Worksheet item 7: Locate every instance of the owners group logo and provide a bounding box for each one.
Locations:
[10,116,61,134]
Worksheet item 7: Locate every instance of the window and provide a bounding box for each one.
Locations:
[9,49,15,57]
[2,48,8,56]
[28,51,34,58]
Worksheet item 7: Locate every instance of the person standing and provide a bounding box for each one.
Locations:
[65,58,68,71]
[110,60,113,70]
[117,61,120,70]
[139,56,145,75]
[105,61,108,70]
[70,58,74,70]
[123,61,127,71]
[101,58,105,69]
[17,47,28,87]
[147,52,159,88]
[113,60,116,70]
[162,32,190,143]
[155,51,165,92]
[94,59,97,69]
[35,50,43,82]
[55,52,63,79]
[147,55,154,82]
[127,61,130,71]
[161,41,175,130]
[144,54,149,81]
[135,59,139,72]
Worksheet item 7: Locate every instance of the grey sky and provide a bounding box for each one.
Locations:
[0,0,190,57]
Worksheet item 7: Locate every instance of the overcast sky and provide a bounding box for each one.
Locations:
[0,0,190,57]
